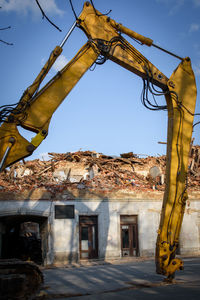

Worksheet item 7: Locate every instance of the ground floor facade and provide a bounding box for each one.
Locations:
[0,195,200,265]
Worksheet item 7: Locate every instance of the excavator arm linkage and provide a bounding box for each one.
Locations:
[0,43,99,168]
[156,58,197,279]
[0,1,197,280]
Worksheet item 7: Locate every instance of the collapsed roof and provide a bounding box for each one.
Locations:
[0,145,199,198]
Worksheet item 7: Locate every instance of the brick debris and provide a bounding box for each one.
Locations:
[0,146,199,195]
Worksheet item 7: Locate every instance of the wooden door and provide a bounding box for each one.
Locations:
[121,215,139,257]
[79,216,98,259]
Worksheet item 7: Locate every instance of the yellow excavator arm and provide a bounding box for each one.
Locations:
[0,1,197,280]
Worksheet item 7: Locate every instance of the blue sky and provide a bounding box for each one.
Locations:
[0,0,200,160]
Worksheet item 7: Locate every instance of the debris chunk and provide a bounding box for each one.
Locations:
[0,145,199,195]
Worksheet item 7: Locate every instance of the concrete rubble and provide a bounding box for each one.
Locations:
[0,145,199,197]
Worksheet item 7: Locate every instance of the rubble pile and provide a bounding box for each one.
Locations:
[188,144,200,188]
[0,147,199,195]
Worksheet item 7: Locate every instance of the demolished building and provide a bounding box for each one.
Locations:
[0,147,200,265]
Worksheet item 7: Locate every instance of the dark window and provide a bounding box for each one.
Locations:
[122,225,129,248]
[55,205,75,219]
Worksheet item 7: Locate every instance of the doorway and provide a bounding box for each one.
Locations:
[0,215,48,265]
[79,216,98,259]
[120,215,139,257]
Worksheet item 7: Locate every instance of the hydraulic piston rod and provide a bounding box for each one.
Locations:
[0,137,15,171]
[60,21,77,48]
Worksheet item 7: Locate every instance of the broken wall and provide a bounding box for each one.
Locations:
[0,149,199,264]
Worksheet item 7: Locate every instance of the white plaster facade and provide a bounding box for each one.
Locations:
[0,195,200,265]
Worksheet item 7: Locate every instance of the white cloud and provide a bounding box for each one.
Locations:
[0,0,64,16]
[193,0,200,6]
[168,0,185,15]
[52,54,68,72]
[156,0,185,15]
[189,23,200,33]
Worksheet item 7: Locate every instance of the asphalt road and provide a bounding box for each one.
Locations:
[42,257,200,300]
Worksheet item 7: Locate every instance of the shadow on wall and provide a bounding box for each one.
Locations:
[53,188,111,264]
[0,188,111,265]
[0,186,140,265]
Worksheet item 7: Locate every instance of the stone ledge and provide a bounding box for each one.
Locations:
[0,187,199,201]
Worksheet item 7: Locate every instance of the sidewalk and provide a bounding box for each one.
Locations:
[38,256,200,300]
[39,257,163,299]
[41,256,155,270]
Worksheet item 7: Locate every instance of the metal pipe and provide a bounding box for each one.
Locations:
[60,21,77,48]
[0,146,12,172]
[0,137,15,172]
[152,43,183,61]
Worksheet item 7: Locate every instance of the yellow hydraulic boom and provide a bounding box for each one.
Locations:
[0,1,197,280]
